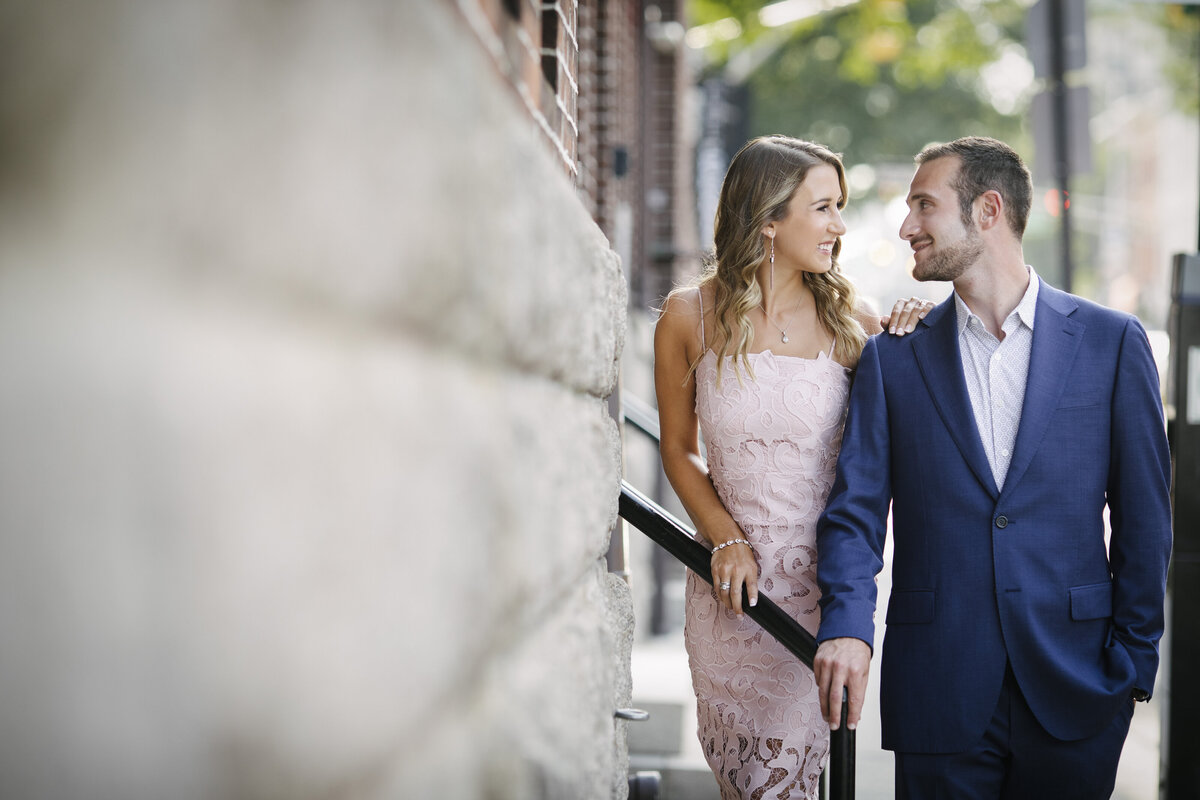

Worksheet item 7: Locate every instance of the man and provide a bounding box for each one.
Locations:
[813,137,1172,798]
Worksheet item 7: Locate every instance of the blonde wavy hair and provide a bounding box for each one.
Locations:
[680,135,866,383]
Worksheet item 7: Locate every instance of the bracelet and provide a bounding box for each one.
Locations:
[711,538,752,555]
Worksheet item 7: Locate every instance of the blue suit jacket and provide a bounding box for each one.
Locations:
[816,281,1172,753]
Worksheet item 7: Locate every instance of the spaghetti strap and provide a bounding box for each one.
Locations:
[827,337,836,357]
[697,288,706,350]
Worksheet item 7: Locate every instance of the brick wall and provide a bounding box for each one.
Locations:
[578,1,642,242]
[635,0,699,311]
[463,0,581,176]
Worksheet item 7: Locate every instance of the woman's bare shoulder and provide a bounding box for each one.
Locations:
[662,285,703,315]
[657,285,713,364]
[658,286,706,334]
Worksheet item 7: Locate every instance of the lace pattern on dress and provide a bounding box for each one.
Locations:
[684,344,850,799]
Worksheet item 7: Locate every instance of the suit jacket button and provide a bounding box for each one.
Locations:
[995,515,1009,529]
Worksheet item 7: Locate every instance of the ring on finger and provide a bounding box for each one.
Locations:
[719,581,731,591]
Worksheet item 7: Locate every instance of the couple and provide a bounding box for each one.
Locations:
[654,135,1172,799]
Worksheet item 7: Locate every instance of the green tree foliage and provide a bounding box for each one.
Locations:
[690,0,1028,165]
[1162,2,1200,114]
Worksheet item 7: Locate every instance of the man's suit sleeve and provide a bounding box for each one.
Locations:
[1107,316,1173,697]
[816,334,892,648]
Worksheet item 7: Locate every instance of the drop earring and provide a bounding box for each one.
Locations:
[769,236,775,291]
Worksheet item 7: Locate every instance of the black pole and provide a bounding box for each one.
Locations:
[649,523,669,634]
[1048,0,1073,292]
[828,696,856,800]
[1165,255,1200,799]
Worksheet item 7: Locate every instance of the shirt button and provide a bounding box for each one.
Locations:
[995,515,1009,529]
[1001,448,1010,457]
[992,352,1002,362]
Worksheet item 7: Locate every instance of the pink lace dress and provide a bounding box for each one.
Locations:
[684,332,851,799]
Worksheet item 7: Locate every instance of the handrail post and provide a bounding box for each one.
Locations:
[828,694,855,800]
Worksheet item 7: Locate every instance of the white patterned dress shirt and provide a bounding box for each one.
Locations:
[954,267,1040,491]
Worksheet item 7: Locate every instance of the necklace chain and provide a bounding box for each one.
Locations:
[761,295,805,344]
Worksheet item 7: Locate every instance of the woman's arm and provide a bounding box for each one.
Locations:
[856,300,885,337]
[653,288,759,616]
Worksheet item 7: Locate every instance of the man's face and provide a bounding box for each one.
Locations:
[899,157,982,283]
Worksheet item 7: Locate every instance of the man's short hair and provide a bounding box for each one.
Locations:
[916,136,1033,238]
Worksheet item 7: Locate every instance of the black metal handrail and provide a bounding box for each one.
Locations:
[620,480,818,665]
[618,479,856,799]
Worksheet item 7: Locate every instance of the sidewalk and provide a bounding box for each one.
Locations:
[631,633,1161,799]
[629,544,1163,799]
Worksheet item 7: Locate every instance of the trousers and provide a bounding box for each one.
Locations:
[894,664,1136,800]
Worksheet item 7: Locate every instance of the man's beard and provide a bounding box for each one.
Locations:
[913,228,983,283]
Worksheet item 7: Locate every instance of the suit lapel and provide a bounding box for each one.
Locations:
[1001,284,1083,497]
[912,299,999,498]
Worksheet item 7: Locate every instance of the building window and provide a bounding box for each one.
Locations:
[541,6,559,90]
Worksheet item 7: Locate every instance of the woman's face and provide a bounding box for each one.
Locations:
[768,164,846,277]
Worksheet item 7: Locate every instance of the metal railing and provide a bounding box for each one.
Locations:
[618,397,856,800]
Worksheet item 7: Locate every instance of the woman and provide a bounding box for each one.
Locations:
[654,136,929,799]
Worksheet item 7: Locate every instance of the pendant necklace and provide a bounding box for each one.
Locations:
[762,295,805,344]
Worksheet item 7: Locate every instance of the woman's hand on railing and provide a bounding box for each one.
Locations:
[708,532,759,619]
[814,637,872,731]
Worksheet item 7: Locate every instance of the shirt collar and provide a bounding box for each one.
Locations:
[954,266,1040,336]
[1012,266,1040,330]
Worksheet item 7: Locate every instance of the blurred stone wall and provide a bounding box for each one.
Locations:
[0,2,631,798]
